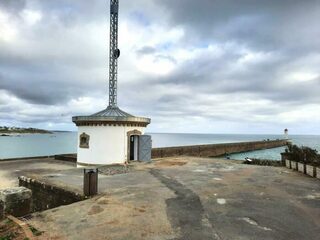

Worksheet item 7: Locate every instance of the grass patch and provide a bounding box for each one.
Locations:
[0,232,15,240]
[0,218,27,240]
[28,225,43,236]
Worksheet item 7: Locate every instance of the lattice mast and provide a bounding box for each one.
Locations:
[109,0,120,107]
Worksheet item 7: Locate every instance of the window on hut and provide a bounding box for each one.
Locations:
[79,133,90,148]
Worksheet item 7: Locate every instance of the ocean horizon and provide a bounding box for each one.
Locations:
[0,132,319,160]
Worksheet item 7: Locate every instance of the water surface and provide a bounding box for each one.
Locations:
[0,132,319,160]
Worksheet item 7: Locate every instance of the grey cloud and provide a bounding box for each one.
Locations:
[124,44,320,117]
[154,55,177,64]
[158,0,320,52]
[136,47,177,63]
[0,0,26,13]
[136,46,157,55]
[0,73,104,105]
[21,0,159,27]
[0,58,105,105]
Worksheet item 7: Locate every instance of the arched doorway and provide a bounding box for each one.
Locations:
[129,135,139,161]
[127,130,142,161]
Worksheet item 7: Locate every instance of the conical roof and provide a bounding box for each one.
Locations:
[72,106,150,126]
[92,106,133,117]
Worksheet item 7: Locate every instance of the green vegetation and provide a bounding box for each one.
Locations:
[0,219,23,240]
[0,233,14,240]
[28,225,43,236]
[0,126,52,134]
[285,144,320,167]
[0,219,41,239]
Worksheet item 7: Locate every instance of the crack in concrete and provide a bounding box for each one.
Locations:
[150,169,220,240]
[241,217,272,231]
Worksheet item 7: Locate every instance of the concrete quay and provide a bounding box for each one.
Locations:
[5,156,318,240]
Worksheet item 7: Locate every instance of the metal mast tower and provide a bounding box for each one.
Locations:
[109,0,120,107]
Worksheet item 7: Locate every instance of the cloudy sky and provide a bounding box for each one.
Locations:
[0,0,320,134]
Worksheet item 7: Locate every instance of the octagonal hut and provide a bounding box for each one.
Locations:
[72,106,150,166]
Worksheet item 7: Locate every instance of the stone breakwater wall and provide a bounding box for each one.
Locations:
[19,176,85,212]
[151,140,288,159]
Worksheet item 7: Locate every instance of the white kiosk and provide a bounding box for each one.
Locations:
[73,107,151,166]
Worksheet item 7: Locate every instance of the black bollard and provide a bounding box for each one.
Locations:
[83,168,98,197]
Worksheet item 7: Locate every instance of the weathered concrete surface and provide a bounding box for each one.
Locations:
[0,187,32,217]
[0,158,76,189]
[23,157,320,240]
[150,169,220,240]
[30,170,176,240]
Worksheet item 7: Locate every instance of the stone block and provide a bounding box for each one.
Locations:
[281,153,291,166]
[0,200,4,220]
[297,163,304,173]
[306,165,315,177]
[285,160,290,168]
[291,161,297,170]
[0,187,32,217]
[317,168,320,179]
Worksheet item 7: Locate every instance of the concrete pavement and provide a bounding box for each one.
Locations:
[23,157,320,240]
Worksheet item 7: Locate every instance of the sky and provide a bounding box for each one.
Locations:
[0,0,320,134]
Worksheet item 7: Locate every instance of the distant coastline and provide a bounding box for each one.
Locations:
[0,126,53,136]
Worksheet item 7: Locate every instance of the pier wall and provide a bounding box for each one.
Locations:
[151,140,288,159]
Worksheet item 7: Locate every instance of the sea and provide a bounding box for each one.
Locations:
[0,132,319,161]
